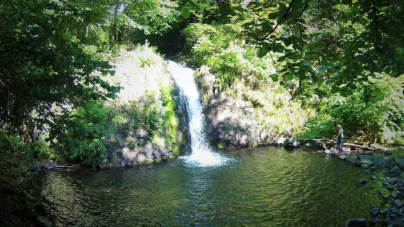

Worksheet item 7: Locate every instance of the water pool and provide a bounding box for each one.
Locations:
[40,147,381,226]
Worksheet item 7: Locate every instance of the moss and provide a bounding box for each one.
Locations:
[23,191,35,202]
[217,140,226,149]
[171,145,181,157]
[142,160,154,165]
[203,94,208,105]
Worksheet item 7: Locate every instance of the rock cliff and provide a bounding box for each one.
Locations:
[99,48,190,168]
[195,66,293,150]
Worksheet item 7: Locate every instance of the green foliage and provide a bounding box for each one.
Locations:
[182,23,278,90]
[0,124,53,159]
[136,42,163,67]
[0,0,120,143]
[159,75,178,145]
[240,0,404,95]
[298,73,404,143]
[53,102,113,165]
[178,0,234,23]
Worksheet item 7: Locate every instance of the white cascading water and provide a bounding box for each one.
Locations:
[167,61,229,167]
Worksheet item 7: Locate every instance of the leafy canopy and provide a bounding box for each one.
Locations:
[0,0,120,141]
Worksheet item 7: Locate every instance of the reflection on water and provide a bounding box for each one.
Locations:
[40,147,381,226]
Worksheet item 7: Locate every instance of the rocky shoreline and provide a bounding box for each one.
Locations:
[282,138,404,227]
[274,136,404,226]
[342,149,404,227]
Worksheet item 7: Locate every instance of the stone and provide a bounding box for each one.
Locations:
[284,137,300,148]
[330,147,339,154]
[388,185,396,190]
[343,147,351,154]
[359,154,373,165]
[384,217,392,225]
[392,218,403,226]
[315,140,325,148]
[395,199,404,208]
[364,151,373,155]
[135,128,148,137]
[380,209,389,214]
[370,207,380,217]
[391,207,399,214]
[374,154,386,168]
[339,155,347,160]
[358,178,368,185]
[385,156,396,167]
[396,158,404,170]
[346,153,360,165]
[373,175,377,180]
[389,178,399,184]
[36,216,53,227]
[345,218,367,227]
[388,166,402,177]
[392,193,399,199]
[369,218,379,226]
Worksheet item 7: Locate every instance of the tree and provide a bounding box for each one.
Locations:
[0,0,119,142]
[238,0,404,95]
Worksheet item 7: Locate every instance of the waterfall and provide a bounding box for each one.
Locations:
[167,61,229,167]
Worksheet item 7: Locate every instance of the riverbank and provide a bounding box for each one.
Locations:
[319,145,404,226]
[0,154,52,227]
[4,144,404,226]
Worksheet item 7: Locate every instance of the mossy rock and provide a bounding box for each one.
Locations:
[36,216,53,227]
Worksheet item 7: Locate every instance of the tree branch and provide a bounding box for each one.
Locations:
[261,0,297,41]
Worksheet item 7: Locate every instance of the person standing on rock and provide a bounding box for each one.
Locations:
[334,121,344,155]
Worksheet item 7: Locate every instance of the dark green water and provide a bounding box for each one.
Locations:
[40,147,382,226]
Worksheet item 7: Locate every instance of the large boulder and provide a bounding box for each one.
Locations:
[395,158,404,169]
[284,138,301,148]
[373,155,386,168]
[359,155,373,168]
[196,67,283,149]
[388,166,402,177]
[346,153,360,165]
[385,156,395,167]
[345,218,367,227]
[395,199,404,208]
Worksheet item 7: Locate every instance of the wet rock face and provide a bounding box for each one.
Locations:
[195,67,283,150]
[99,55,191,168]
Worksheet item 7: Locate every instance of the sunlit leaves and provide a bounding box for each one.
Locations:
[180,8,191,18]
[0,0,120,141]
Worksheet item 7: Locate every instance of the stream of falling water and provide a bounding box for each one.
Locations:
[167,61,230,167]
